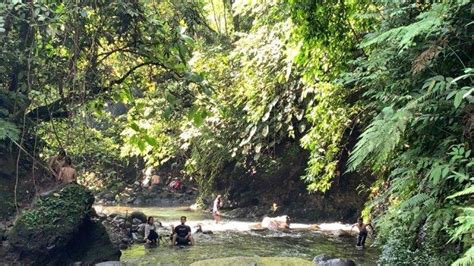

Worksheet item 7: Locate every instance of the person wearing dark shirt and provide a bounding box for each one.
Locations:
[171,216,194,246]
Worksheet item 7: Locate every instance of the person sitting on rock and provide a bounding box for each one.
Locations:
[351,217,375,248]
[58,157,76,184]
[144,216,159,245]
[48,149,66,181]
[172,216,194,246]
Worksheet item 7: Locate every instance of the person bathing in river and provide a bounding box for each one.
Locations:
[350,217,375,248]
[172,216,194,246]
[58,157,76,184]
[213,194,223,224]
[144,216,159,245]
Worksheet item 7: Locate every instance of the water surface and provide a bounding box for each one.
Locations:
[96,205,379,265]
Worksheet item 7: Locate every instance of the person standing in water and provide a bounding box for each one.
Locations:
[212,194,222,224]
[58,157,76,184]
[172,216,194,245]
[351,217,375,248]
[144,216,159,245]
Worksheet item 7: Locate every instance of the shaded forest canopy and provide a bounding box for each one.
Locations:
[0,1,472,265]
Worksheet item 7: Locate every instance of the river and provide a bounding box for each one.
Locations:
[95,205,379,265]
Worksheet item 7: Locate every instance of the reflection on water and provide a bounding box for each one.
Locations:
[96,205,379,265]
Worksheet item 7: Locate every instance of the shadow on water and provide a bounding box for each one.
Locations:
[96,205,379,265]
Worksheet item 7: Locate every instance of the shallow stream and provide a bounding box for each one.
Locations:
[95,206,379,265]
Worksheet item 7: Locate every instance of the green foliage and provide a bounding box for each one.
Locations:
[0,118,20,141]
[2,0,472,264]
[346,1,473,264]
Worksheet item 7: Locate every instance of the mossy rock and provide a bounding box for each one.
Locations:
[48,219,121,264]
[8,184,94,259]
[129,211,147,223]
[190,256,313,266]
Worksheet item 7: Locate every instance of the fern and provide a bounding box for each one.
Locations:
[348,106,412,170]
[400,193,431,209]
[0,118,19,141]
[447,186,474,199]
[361,3,449,52]
[452,246,474,266]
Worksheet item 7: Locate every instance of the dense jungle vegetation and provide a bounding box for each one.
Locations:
[0,0,472,264]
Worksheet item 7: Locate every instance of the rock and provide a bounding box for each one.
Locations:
[126,197,136,204]
[131,233,139,240]
[129,211,147,223]
[7,185,120,264]
[66,220,121,264]
[332,229,352,238]
[312,255,356,266]
[132,218,142,224]
[108,213,119,219]
[8,185,94,258]
[133,198,143,205]
[121,237,131,244]
[119,243,128,250]
[97,213,108,221]
[96,261,122,266]
[261,215,290,230]
[102,193,115,201]
[137,224,145,235]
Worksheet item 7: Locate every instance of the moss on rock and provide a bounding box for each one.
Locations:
[8,184,94,259]
[190,256,313,266]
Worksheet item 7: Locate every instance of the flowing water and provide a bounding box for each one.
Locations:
[96,206,379,265]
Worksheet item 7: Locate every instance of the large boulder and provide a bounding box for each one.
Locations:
[261,215,290,230]
[128,211,147,223]
[7,184,120,264]
[56,219,121,264]
[312,254,356,266]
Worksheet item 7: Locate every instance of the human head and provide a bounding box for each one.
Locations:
[59,149,66,158]
[147,216,154,224]
[64,156,72,166]
[217,194,221,200]
[358,217,363,224]
[180,216,187,225]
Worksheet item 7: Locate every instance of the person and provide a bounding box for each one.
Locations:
[48,149,66,181]
[212,194,222,224]
[172,216,194,246]
[350,217,375,248]
[195,224,213,234]
[58,157,76,184]
[168,178,184,191]
[144,216,159,245]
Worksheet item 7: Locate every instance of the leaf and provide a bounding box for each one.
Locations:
[447,186,474,199]
[262,125,269,137]
[144,136,157,146]
[255,143,262,153]
[454,91,465,108]
[130,123,140,132]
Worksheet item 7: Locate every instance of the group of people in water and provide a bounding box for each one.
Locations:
[48,149,375,249]
[141,193,223,247]
[144,215,194,247]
